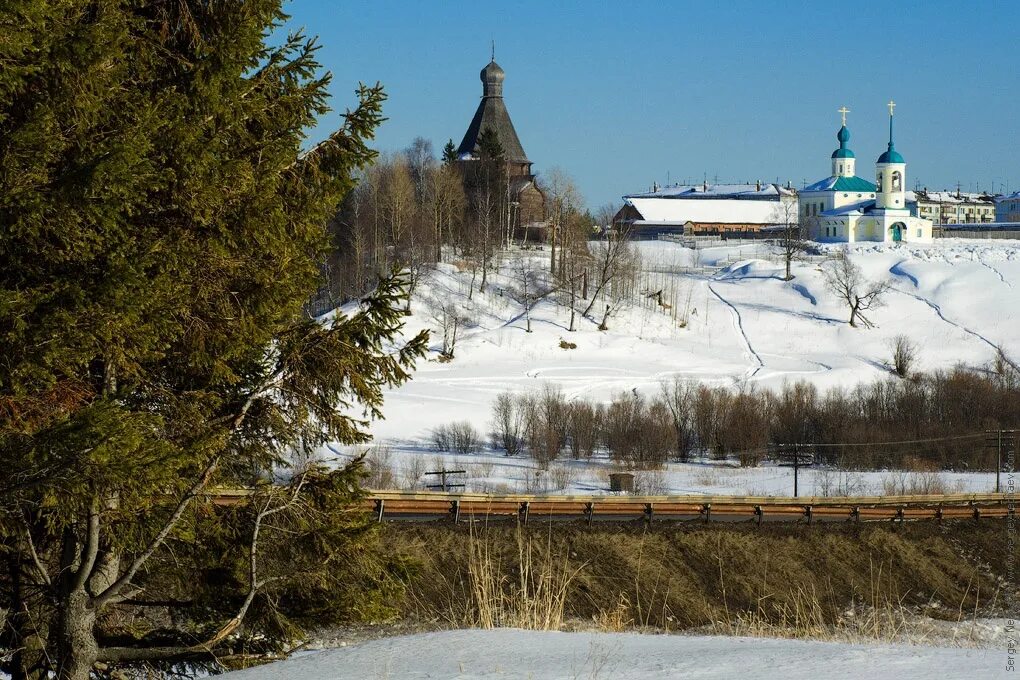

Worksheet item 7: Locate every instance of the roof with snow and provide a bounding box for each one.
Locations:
[624,183,794,200]
[910,190,996,205]
[624,196,788,225]
[820,200,876,217]
[802,175,877,193]
[994,191,1020,203]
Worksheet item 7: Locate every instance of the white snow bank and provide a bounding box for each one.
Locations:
[220,629,1002,679]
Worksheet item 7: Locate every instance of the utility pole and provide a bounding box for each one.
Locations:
[774,443,810,498]
[987,430,1018,493]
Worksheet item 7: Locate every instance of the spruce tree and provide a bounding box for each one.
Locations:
[0,2,425,677]
[442,138,458,165]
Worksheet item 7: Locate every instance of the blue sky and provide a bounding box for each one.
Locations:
[282,0,1019,208]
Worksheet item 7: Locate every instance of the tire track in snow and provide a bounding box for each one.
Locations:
[977,259,1012,288]
[891,287,1001,354]
[708,281,764,379]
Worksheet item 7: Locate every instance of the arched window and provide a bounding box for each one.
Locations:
[877,172,883,187]
[891,171,902,191]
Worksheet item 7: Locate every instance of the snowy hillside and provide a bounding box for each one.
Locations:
[221,628,1001,679]
[321,239,1018,495]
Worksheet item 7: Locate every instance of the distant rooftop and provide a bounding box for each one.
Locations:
[624,183,794,200]
[910,190,996,205]
[802,175,877,193]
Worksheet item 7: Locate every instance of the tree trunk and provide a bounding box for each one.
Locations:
[55,588,98,680]
[549,224,557,276]
[568,277,576,332]
[7,553,49,680]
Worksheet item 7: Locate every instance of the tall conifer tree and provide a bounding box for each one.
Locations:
[0,2,425,676]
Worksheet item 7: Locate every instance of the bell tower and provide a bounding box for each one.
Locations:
[875,100,907,210]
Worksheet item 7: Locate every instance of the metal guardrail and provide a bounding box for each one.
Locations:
[364,491,1011,525]
[200,488,1010,524]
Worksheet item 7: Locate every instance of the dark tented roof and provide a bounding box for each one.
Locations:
[457,60,530,163]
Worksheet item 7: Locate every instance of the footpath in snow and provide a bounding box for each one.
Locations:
[220,628,1003,679]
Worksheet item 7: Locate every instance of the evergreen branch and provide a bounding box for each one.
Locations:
[91,457,220,609]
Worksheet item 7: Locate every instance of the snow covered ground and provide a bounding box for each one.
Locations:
[319,239,1019,495]
[220,628,1005,679]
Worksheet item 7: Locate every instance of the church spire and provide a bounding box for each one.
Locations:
[878,100,904,164]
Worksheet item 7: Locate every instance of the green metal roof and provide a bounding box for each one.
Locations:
[831,148,855,159]
[832,176,876,191]
[877,146,904,164]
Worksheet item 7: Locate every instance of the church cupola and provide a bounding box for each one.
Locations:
[875,100,907,210]
[830,106,856,177]
[480,60,505,98]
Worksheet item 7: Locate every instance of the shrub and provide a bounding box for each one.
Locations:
[490,392,527,457]
[363,446,396,489]
[449,421,482,454]
[890,335,918,378]
[430,424,452,451]
[565,401,602,460]
[526,385,568,468]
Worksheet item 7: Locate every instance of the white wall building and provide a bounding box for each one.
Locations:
[909,190,996,224]
[616,183,797,237]
[996,192,1020,222]
[801,104,933,244]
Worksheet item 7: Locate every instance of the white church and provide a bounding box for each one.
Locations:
[801,103,933,244]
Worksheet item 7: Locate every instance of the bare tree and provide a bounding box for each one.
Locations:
[822,248,890,328]
[429,296,469,359]
[890,335,918,378]
[771,197,808,281]
[426,163,465,263]
[490,392,527,456]
[509,252,552,333]
[658,377,698,462]
[542,167,583,276]
[581,204,638,330]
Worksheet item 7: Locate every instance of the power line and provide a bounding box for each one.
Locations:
[800,432,987,448]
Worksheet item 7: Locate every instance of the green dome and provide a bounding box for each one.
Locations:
[877,112,904,164]
[831,124,854,159]
[877,144,904,164]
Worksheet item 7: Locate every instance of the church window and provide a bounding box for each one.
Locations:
[917,228,922,237]
[892,171,902,191]
[877,172,883,186]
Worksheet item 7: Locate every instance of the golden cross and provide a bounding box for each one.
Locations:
[838,106,850,126]
[887,100,896,116]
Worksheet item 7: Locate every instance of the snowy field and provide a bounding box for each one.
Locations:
[221,628,1005,679]
[320,239,1019,495]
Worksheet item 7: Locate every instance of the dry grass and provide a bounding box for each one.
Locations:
[465,524,585,630]
[881,470,965,496]
[693,468,724,487]
[388,521,1013,643]
[710,558,914,643]
[549,464,577,491]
